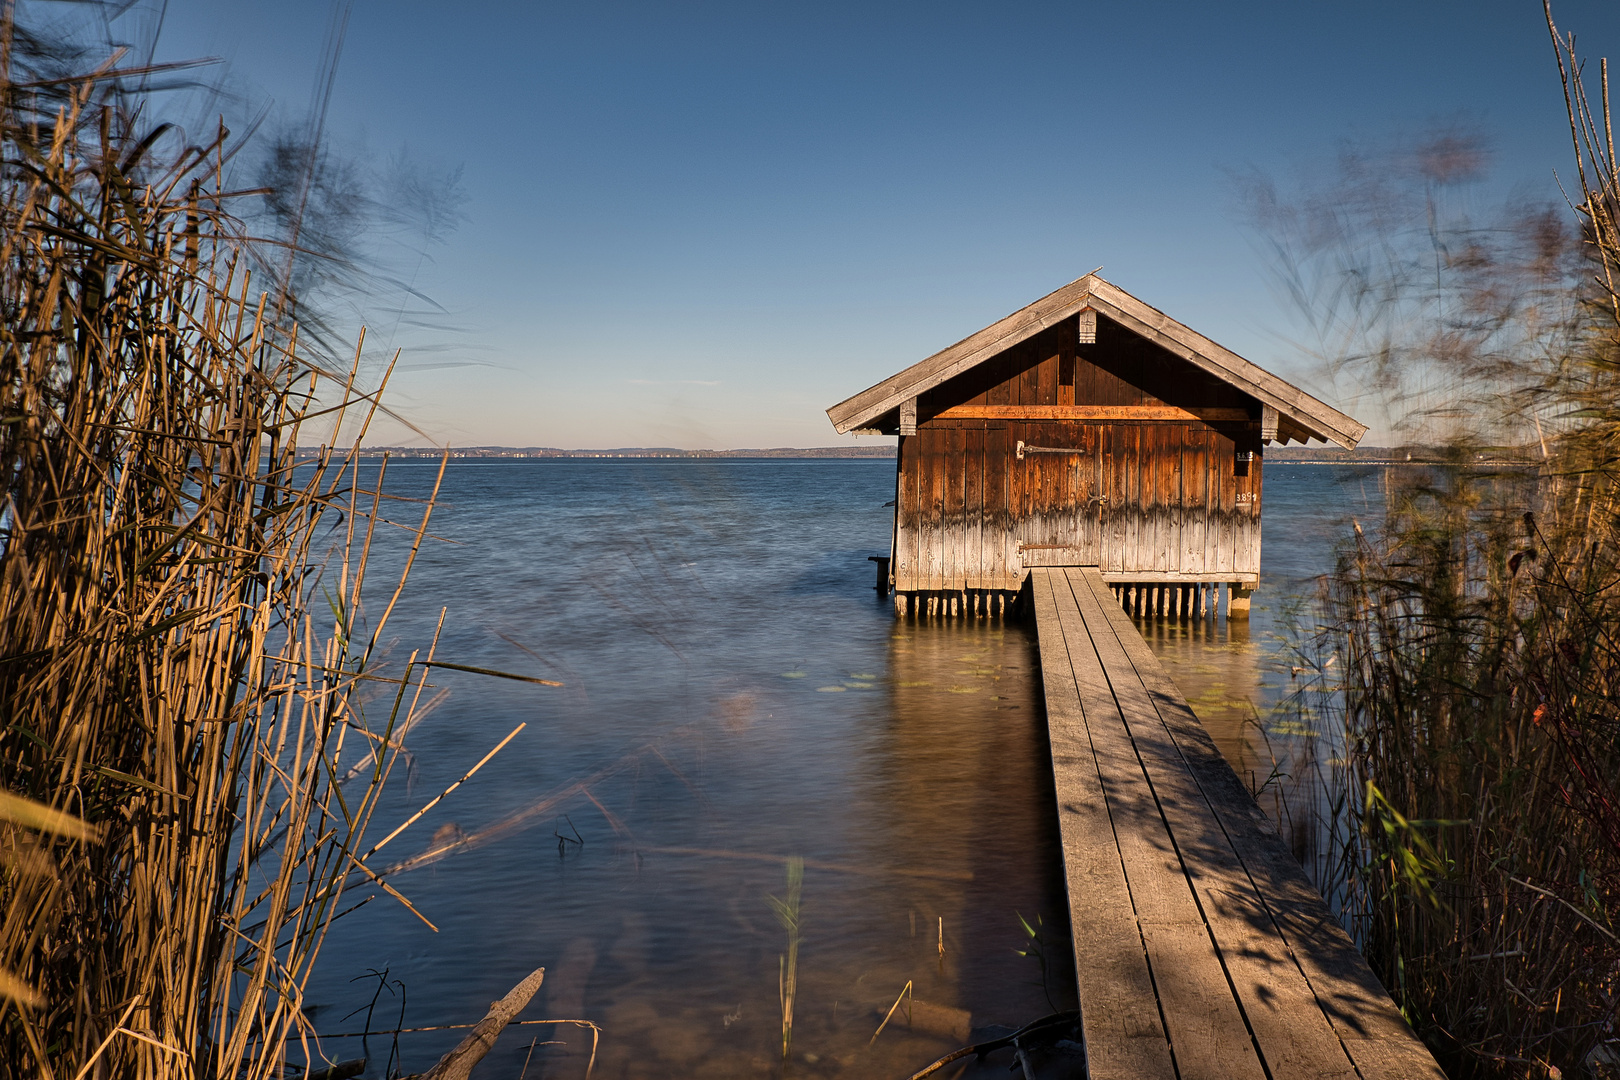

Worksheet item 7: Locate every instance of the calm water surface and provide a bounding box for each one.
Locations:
[309,459,1385,1078]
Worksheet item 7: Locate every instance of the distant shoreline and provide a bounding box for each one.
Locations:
[301,444,1538,464]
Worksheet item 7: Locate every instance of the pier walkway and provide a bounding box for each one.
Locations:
[1030,567,1443,1080]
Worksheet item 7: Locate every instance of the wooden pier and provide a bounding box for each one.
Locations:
[1031,567,1444,1080]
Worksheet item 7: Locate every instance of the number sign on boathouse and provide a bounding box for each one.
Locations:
[826,273,1367,617]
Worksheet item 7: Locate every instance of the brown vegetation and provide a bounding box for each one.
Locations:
[0,12,452,1079]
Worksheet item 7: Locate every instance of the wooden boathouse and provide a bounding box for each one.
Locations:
[830,275,1442,1077]
[826,273,1367,618]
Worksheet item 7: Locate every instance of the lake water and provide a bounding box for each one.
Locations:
[306,458,1387,1079]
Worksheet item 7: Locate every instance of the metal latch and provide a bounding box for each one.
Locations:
[1016,439,1088,459]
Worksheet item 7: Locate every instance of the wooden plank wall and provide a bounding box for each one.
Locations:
[893,316,1263,594]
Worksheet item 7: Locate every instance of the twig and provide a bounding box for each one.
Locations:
[869,981,913,1046]
[1509,877,1620,942]
[361,723,526,861]
[417,967,545,1080]
[903,1012,1078,1080]
[318,1018,601,1039]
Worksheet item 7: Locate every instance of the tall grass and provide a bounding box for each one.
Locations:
[0,16,449,1079]
[1306,463,1620,1076]
[1281,10,1620,1077]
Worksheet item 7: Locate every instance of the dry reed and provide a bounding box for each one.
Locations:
[0,14,455,1080]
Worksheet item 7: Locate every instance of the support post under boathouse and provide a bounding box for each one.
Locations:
[825,272,1367,619]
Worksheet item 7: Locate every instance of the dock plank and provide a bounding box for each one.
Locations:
[1031,572,1175,1079]
[1048,572,1267,1080]
[1062,567,1445,1080]
[1064,569,1358,1079]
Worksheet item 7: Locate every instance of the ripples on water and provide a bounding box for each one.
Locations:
[309,458,1383,1078]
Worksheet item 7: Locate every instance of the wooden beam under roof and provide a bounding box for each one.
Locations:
[933,405,1251,422]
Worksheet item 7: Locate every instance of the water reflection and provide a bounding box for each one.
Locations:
[308,460,1368,1078]
[1130,465,1380,874]
[308,461,1075,1080]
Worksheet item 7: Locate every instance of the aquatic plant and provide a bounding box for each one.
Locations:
[0,10,461,1077]
[1013,912,1062,1014]
[766,856,804,1061]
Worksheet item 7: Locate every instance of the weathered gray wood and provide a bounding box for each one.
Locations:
[1031,572,1175,1080]
[418,967,545,1080]
[1047,571,1267,1080]
[1083,283,1365,449]
[1066,569,1357,1079]
[1040,574,1254,1078]
[1071,568,1445,1080]
[829,276,1099,433]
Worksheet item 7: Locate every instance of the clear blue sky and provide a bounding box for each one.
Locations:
[140,0,1620,448]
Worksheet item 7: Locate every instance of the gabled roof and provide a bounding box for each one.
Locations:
[826,273,1367,449]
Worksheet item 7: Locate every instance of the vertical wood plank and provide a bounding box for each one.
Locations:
[1019,341,1041,406]
[895,435,919,592]
[1168,425,1185,575]
[1057,426,1076,562]
[1092,425,1108,571]
[986,354,1013,407]
[1246,452,1265,578]
[1007,421,1026,584]
[964,423,984,590]
[927,427,947,592]
[1148,425,1167,573]
[1076,350,1098,405]
[1047,440,1062,550]
[943,425,966,592]
[1037,347,1060,405]
[1122,426,1142,575]
[1204,433,1221,581]
[1216,432,1237,576]
[986,423,1011,589]
[1059,330,1077,407]
[1104,425,1122,572]
[1186,428,1209,579]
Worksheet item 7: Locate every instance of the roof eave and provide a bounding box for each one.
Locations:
[825,274,1367,451]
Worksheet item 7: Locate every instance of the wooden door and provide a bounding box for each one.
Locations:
[1013,422,1105,568]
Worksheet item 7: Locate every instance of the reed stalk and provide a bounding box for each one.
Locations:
[0,14,449,1079]
[1283,11,1620,1076]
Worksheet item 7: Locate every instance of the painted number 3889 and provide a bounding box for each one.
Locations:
[1236,492,1258,505]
